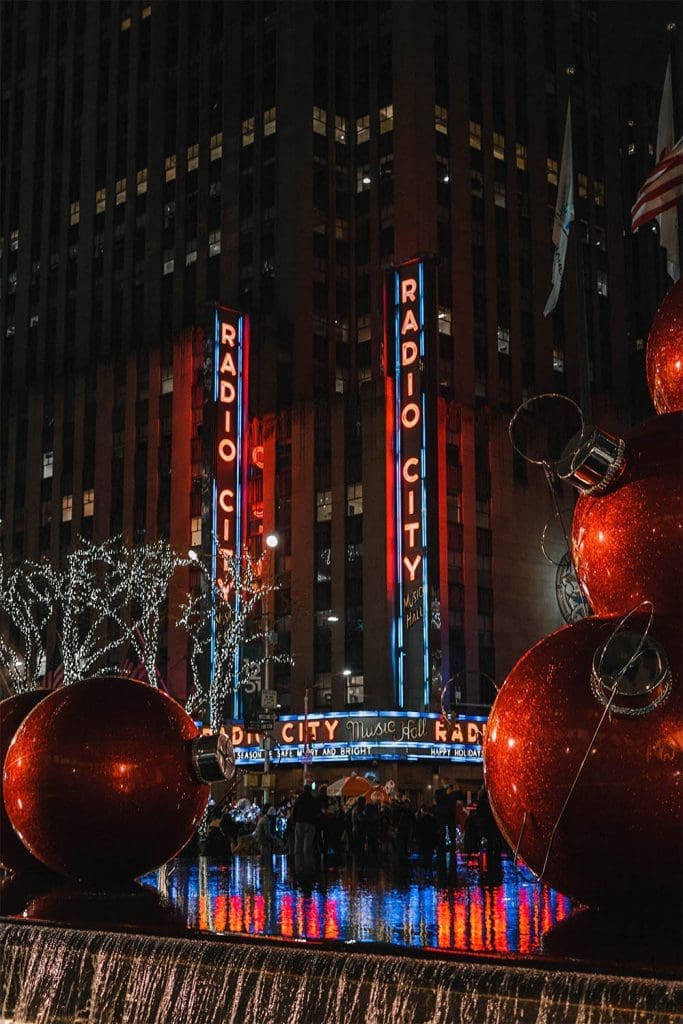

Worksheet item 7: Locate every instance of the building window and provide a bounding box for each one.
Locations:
[187,144,199,172]
[121,15,131,31]
[241,117,255,146]
[515,143,527,170]
[597,270,608,296]
[316,489,332,522]
[493,132,505,160]
[185,240,197,265]
[142,5,151,18]
[263,107,277,136]
[10,229,19,251]
[136,169,148,195]
[546,158,558,186]
[346,674,364,705]
[314,673,332,708]
[357,314,371,343]
[553,348,565,373]
[578,173,588,199]
[494,180,506,208]
[356,166,371,193]
[115,178,127,204]
[70,201,80,226]
[356,114,370,144]
[210,132,223,160]
[313,106,327,136]
[379,104,393,134]
[165,155,176,182]
[95,188,106,214]
[191,516,202,547]
[61,495,73,522]
[438,308,452,335]
[83,490,95,517]
[435,105,449,135]
[42,451,54,479]
[497,325,510,354]
[161,367,173,394]
[593,180,605,207]
[209,229,221,257]
[163,251,174,275]
[347,482,363,516]
[335,115,347,143]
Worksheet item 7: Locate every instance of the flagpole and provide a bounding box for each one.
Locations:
[565,67,592,420]
[667,20,683,277]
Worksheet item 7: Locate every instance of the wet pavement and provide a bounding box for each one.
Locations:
[142,854,573,955]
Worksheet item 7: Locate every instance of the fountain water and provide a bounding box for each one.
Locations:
[1,920,681,1024]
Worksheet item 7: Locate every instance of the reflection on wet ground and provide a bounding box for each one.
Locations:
[142,854,573,956]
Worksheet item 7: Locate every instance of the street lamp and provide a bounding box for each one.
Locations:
[261,532,279,804]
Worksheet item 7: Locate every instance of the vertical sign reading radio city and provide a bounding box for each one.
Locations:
[212,306,250,703]
[389,261,431,708]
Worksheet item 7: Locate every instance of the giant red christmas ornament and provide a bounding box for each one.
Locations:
[3,677,234,882]
[646,277,683,414]
[566,412,682,618]
[483,614,682,910]
[0,690,52,873]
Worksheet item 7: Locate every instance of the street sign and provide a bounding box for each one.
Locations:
[245,717,275,732]
[261,689,278,711]
[301,751,313,764]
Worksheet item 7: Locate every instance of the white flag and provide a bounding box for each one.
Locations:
[655,57,680,281]
[544,100,575,317]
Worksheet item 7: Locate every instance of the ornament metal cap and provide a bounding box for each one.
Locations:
[189,732,236,783]
[556,425,626,495]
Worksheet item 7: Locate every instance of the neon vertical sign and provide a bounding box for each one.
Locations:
[212,305,250,713]
[389,260,431,709]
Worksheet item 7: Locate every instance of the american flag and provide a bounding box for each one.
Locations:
[42,656,64,689]
[121,654,170,694]
[631,137,683,233]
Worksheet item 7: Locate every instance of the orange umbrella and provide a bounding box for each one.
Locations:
[369,786,392,804]
[326,775,374,798]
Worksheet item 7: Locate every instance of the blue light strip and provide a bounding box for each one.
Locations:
[418,261,430,708]
[232,315,244,716]
[393,270,404,707]
[232,739,483,767]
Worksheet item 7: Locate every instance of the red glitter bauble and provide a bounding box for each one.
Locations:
[571,412,682,618]
[646,277,683,414]
[483,615,682,910]
[3,677,210,882]
[0,690,52,873]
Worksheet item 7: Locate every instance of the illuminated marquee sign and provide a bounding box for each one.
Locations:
[212,306,249,698]
[388,260,435,708]
[226,711,485,766]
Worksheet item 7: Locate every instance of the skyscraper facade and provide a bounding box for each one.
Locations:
[1,1,630,786]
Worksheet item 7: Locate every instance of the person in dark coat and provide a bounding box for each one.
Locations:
[292,785,320,873]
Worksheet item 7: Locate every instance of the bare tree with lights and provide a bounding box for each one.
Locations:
[0,555,56,692]
[180,545,290,731]
[102,538,189,688]
[54,538,134,685]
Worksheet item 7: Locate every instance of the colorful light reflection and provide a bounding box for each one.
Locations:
[144,858,572,957]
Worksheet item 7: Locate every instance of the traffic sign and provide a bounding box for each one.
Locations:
[245,717,275,732]
[261,689,278,710]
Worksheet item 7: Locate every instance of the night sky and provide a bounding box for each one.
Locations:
[606,0,681,88]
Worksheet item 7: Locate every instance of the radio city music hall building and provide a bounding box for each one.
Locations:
[1,1,648,792]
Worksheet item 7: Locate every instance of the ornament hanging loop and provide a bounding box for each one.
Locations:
[591,600,672,717]
[508,393,585,474]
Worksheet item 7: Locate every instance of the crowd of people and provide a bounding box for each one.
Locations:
[199,781,507,879]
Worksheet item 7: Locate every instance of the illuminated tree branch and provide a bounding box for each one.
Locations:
[0,555,56,692]
[179,545,291,731]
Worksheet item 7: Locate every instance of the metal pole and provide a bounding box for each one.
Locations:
[303,686,309,787]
